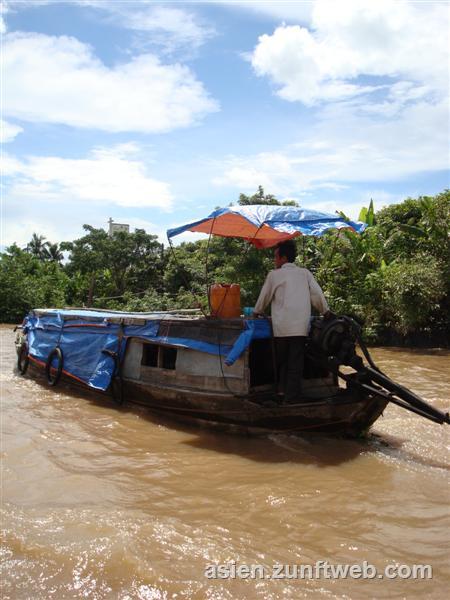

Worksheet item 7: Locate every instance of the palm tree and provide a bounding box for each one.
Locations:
[43,243,64,263]
[26,233,49,258]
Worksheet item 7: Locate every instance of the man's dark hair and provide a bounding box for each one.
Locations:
[276,240,297,262]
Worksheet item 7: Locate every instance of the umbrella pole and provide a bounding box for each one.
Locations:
[205,216,217,315]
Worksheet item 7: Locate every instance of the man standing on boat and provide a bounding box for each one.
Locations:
[253,240,331,403]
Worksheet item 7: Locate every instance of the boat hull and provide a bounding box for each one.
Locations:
[25,359,386,436]
[122,379,387,436]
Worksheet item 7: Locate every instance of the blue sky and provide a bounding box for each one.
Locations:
[1,0,449,248]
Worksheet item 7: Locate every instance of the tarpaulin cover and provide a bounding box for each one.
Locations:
[23,309,272,391]
[167,205,366,248]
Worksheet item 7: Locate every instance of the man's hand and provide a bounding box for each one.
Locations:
[323,310,336,321]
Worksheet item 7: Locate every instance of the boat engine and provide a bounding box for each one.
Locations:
[309,316,364,371]
[309,315,450,426]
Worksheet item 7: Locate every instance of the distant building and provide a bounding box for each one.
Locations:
[108,218,130,236]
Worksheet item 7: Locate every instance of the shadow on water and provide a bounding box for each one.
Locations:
[181,431,365,467]
[16,367,449,470]
[181,427,450,470]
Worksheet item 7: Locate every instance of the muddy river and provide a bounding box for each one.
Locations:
[1,325,449,599]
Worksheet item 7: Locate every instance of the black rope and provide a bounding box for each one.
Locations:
[341,316,384,374]
[216,323,246,398]
[167,236,208,317]
[243,223,265,256]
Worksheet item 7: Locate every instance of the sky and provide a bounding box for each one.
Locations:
[1,0,449,249]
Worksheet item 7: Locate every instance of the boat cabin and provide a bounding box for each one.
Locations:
[122,319,337,399]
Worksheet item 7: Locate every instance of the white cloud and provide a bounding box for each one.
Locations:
[225,1,314,25]
[123,217,170,245]
[6,1,215,52]
[215,94,449,194]
[2,218,65,251]
[213,163,277,192]
[251,0,448,105]
[0,119,23,143]
[168,230,209,246]
[299,190,407,221]
[213,150,317,193]
[2,144,177,248]
[3,144,174,209]
[109,4,215,52]
[224,0,450,196]
[1,152,24,175]
[0,0,7,34]
[2,31,218,133]
[1,204,171,250]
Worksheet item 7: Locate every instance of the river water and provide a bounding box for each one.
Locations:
[1,325,449,599]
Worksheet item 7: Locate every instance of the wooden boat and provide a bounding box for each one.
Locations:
[15,204,449,435]
[15,308,448,436]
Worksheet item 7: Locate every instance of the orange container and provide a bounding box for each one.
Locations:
[209,283,241,318]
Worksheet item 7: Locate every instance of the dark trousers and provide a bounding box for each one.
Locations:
[275,336,306,403]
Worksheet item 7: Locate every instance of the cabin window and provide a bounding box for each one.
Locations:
[141,344,177,370]
[142,344,158,367]
[161,347,177,370]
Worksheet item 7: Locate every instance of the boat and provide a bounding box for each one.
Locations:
[14,205,449,435]
[15,307,448,436]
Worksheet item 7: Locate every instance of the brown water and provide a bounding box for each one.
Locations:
[1,326,449,599]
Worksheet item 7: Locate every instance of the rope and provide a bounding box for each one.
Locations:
[216,323,246,398]
[93,288,189,302]
[167,236,208,317]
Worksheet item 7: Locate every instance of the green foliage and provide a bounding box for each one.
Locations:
[43,242,64,263]
[380,255,446,335]
[164,236,272,308]
[0,245,69,322]
[120,288,207,313]
[164,240,208,298]
[358,199,375,226]
[238,185,298,207]
[294,191,449,342]
[26,233,49,258]
[62,225,164,307]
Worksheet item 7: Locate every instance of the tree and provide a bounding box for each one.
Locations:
[0,245,69,322]
[43,243,64,263]
[238,185,298,206]
[26,233,49,258]
[380,255,446,335]
[62,225,164,307]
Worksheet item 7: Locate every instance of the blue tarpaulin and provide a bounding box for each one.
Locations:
[23,309,272,391]
[224,318,272,365]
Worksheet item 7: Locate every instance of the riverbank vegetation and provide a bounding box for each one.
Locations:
[1,189,448,346]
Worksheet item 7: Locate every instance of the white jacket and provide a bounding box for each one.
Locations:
[254,263,329,337]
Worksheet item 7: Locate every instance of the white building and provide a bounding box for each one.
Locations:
[108,218,130,236]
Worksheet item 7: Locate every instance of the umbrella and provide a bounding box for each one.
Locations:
[167,205,366,248]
